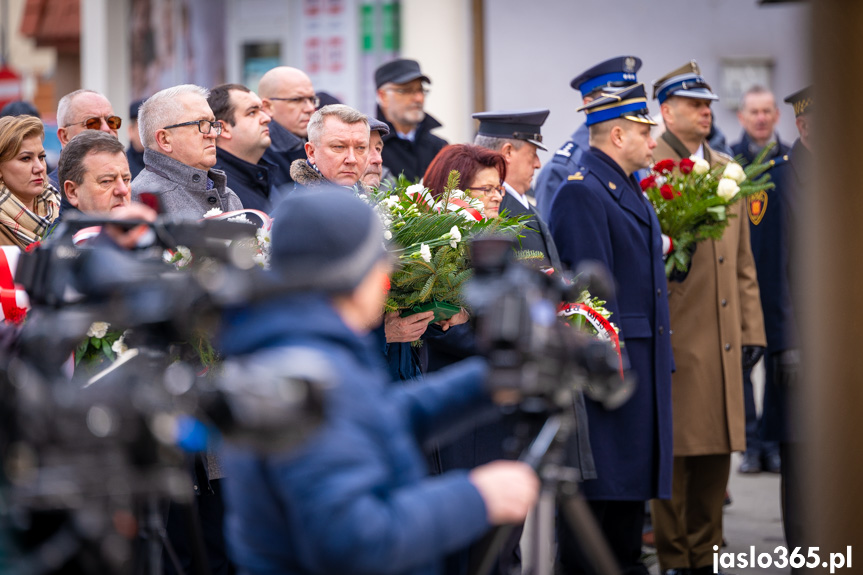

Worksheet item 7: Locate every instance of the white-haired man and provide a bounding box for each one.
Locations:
[131,84,242,217]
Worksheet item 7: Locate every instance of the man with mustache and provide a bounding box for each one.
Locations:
[375,58,447,183]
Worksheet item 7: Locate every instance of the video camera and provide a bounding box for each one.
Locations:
[465,237,635,412]
[0,216,326,574]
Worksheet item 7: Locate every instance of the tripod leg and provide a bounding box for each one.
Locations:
[558,489,619,575]
[523,488,555,575]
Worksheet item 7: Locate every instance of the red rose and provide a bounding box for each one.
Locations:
[639,175,657,191]
[654,159,676,174]
[679,158,695,175]
[5,306,27,325]
[24,241,41,253]
[660,184,674,200]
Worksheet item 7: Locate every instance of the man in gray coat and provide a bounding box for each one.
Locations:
[132,84,243,217]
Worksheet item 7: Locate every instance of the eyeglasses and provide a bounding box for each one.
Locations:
[162,119,223,135]
[471,184,505,198]
[269,95,321,107]
[64,115,123,130]
[387,87,429,96]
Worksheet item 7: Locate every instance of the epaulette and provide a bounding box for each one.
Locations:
[554,141,576,159]
[768,154,789,169]
[567,167,589,181]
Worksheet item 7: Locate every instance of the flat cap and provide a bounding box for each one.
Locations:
[472,108,550,151]
[570,56,642,95]
[375,59,431,89]
[653,60,718,104]
[367,117,390,136]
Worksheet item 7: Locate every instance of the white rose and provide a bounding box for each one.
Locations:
[716,178,740,201]
[448,225,462,248]
[406,183,426,197]
[87,322,110,338]
[420,243,432,263]
[111,334,128,354]
[449,189,466,200]
[691,156,711,175]
[722,162,746,184]
[203,207,223,218]
[384,230,393,240]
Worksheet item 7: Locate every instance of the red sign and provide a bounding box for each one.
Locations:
[0,66,23,111]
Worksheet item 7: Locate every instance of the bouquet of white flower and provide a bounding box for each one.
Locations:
[370,173,528,321]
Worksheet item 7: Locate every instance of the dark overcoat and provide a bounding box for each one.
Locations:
[548,147,674,501]
[376,106,447,183]
[499,189,562,272]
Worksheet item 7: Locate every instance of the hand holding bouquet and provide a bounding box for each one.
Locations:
[642,147,775,277]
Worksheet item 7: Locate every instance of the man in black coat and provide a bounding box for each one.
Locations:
[258,66,319,190]
[472,108,562,272]
[209,83,283,212]
[757,86,810,556]
[375,59,447,183]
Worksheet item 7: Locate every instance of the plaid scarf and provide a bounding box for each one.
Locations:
[0,182,60,247]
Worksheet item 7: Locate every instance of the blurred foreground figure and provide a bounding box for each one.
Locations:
[219,188,539,575]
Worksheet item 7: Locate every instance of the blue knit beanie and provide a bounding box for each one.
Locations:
[269,187,386,293]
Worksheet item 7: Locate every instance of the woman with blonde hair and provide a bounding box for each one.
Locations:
[0,115,60,247]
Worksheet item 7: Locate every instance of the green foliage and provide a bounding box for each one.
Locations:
[644,149,776,276]
[75,330,123,368]
[372,170,529,313]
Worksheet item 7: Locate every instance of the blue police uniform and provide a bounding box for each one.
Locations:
[547,84,673,575]
[534,56,642,220]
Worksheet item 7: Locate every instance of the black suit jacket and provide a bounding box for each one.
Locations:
[500,188,563,272]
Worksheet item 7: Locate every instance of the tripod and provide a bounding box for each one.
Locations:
[471,407,619,575]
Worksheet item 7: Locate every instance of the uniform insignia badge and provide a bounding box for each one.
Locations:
[748,190,768,225]
[568,172,584,181]
[608,182,617,190]
[625,57,636,72]
[556,142,574,158]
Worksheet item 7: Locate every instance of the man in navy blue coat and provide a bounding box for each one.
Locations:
[534,56,642,219]
[548,83,673,575]
[731,85,791,475]
[219,188,539,575]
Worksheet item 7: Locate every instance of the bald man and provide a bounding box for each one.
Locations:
[258,66,320,190]
[48,89,121,189]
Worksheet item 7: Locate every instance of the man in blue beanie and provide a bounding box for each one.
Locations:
[219,187,539,575]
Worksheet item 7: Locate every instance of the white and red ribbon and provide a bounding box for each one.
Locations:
[0,246,30,322]
[446,198,483,221]
[558,302,624,379]
[661,234,673,256]
[72,226,104,246]
[203,209,272,230]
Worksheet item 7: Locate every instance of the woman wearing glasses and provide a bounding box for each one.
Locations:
[422,144,506,218]
[0,115,61,247]
[421,144,520,575]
